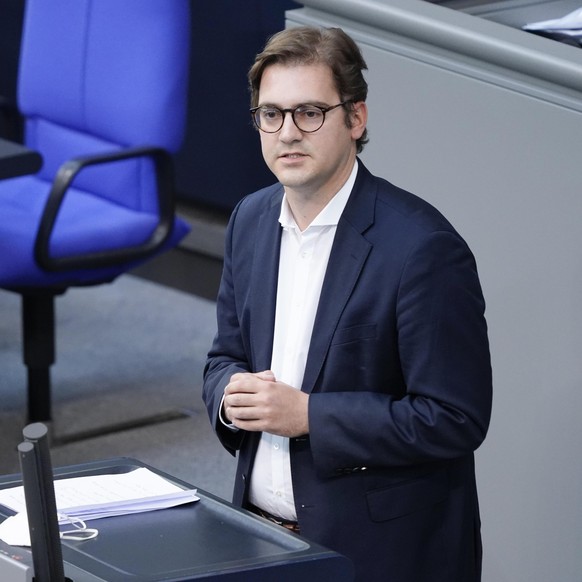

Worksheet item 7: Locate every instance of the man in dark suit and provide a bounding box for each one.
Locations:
[203,26,492,582]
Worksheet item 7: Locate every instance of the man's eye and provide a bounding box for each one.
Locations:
[261,109,281,120]
[296,107,322,119]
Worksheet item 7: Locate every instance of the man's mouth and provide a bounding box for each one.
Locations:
[280,153,306,159]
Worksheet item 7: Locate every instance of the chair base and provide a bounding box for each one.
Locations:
[26,367,52,423]
[22,292,59,422]
[15,286,192,438]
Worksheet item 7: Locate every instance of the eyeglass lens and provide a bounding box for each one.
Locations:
[254,105,330,133]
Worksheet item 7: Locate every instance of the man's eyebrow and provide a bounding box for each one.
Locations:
[257,101,330,109]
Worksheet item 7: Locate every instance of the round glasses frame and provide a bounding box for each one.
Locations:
[250,101,348,134]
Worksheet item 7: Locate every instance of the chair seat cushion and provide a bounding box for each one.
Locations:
[0,175,188,288]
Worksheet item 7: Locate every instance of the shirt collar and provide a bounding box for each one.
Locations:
[279,160,359,230]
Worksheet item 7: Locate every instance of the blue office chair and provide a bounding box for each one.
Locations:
[0,0,191,422]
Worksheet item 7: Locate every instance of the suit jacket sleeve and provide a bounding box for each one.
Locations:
[307,226,492,477]
[202,199,250,455]
[202,185,283,455]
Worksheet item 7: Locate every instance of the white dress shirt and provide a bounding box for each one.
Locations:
[248,161,358,520]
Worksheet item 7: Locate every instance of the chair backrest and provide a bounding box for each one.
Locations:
[17,0,190,212]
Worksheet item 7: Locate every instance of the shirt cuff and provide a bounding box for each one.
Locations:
[219,391,239,432]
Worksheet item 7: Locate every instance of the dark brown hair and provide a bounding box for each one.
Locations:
[248,26,369,152]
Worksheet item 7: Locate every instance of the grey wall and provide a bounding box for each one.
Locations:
[288,2,582,581]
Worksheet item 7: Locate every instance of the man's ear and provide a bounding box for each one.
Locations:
[350,101,368,141]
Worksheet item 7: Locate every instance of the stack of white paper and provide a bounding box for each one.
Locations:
[0,467,199,546]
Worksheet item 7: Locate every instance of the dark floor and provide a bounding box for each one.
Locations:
[131,202,228,301]
[131,246,223,302]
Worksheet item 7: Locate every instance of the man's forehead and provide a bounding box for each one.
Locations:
[258,62,337,103]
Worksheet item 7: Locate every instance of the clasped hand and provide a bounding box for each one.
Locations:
[223,370,309,437]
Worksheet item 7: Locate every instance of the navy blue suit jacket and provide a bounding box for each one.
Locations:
[203,161,492,582]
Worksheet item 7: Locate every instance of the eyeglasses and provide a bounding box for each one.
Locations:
[250,102,348,134]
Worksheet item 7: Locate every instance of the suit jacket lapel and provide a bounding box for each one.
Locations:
[302,165,376,393]
[248,189,283,372]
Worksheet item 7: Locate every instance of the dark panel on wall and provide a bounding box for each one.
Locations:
[174,1,300,213]
[0,0,25,139]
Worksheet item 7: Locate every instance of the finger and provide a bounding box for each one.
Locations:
[227,403,261,423]
[226,373,271,395]
[255,370,276,381]
[224,393,247,408]
[225,377,252,395]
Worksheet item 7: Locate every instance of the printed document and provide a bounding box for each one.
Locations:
[0,467,199,546]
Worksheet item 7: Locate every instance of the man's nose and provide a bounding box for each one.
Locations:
[279,111,302,140]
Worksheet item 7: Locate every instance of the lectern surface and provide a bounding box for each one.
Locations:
[0,458,353,581]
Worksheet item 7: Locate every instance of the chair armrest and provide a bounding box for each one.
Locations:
[0,136,42,180]
[34,146,176,271]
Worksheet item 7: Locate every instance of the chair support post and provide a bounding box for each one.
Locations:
[21,294,55,422]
